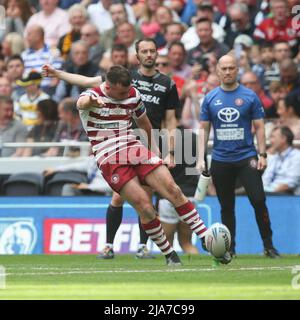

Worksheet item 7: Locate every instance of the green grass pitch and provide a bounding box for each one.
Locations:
[0,254,299,300]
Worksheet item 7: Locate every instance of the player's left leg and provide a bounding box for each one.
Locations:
[144,165,208,241]
[238,157,280,258]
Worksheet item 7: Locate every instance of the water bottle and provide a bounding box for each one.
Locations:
[194,170,211,201]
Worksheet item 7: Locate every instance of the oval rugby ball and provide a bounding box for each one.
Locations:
[205,223,231,258]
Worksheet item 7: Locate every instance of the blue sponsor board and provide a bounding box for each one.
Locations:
[0,196,299,254]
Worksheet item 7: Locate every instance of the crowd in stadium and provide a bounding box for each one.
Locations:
[1,0,300,196]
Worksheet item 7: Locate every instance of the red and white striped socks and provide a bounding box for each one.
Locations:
[176,200,207,238]
[142,218,173,256]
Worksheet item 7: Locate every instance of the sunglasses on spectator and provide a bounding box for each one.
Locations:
[156,62,169,67]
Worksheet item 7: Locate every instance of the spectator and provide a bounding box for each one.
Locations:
[279,58,300,95]
[80,23,105,66]
[263,126,300,194]
[100,2,132,51]
[21,99,59,157]
[43,155,112,196]
[138,0,163,38]
[87,0,136,34]
[182,72,220,131]
[254,0,300,55]
[155,53,185,98]
[241,71,273,111]
[224,2,255,48]
[0,77,13,96]
[43,97,87,157]
[53,41,100,102]
[25,0,71,48]
[1,32,25,59]
[15,70,49,129]
[153,5,174,48]
[100,22,138,70]
[5,54,26,102]
[181,2,226,51]
[158,22,186,55]
[99,43,130,72]
[0,95,27,157]
[1,0,33,41]
[58,4,88,60]
[266,94,300,141]
[186,17,229,67]
[252,42,281,92]
[21,25,63,95]
[168,41,193,79]
[265,80,288,119]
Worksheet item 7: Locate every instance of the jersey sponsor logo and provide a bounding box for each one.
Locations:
[216,128,244,140]
[154,84,167,92]
[214,99,223,106]
[140,94,160,105]
[235,98,244,106]
[217,107,240,123]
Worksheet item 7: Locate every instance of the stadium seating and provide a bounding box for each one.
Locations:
[3,172,44,196]
[44,171,88,196]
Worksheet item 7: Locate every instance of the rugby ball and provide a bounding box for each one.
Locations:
[205,223,231,258]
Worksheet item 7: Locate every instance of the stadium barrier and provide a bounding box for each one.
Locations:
[0,196,298,255]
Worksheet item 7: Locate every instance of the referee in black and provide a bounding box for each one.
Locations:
[199,54,279,258]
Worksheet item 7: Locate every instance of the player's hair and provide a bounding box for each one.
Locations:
[0,95,13,106]
[274,126,294,146]
[135,38,158,53]
[106,65,131,87]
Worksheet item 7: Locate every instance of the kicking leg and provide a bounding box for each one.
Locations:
[120,177,181,265]
[144,165,207,241]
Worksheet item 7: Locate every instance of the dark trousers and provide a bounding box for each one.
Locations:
[210,157,274,252]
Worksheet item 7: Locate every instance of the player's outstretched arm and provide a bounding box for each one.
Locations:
[42,64,102,87]
[77,95,105,110]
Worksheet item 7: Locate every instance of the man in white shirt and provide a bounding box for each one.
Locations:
[181,2,225,51]
[263,126,300,194]
[24,0,71,48]
[87,0,136,34]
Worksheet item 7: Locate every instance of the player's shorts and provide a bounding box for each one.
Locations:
[158,197,196,224]
[99,145,163,194]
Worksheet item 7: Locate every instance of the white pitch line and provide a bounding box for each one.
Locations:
[4,265,295,277]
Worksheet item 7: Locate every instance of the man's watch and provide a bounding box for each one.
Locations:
[259,152,268,159]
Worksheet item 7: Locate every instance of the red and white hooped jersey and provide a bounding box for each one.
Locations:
[78,83,146,166]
